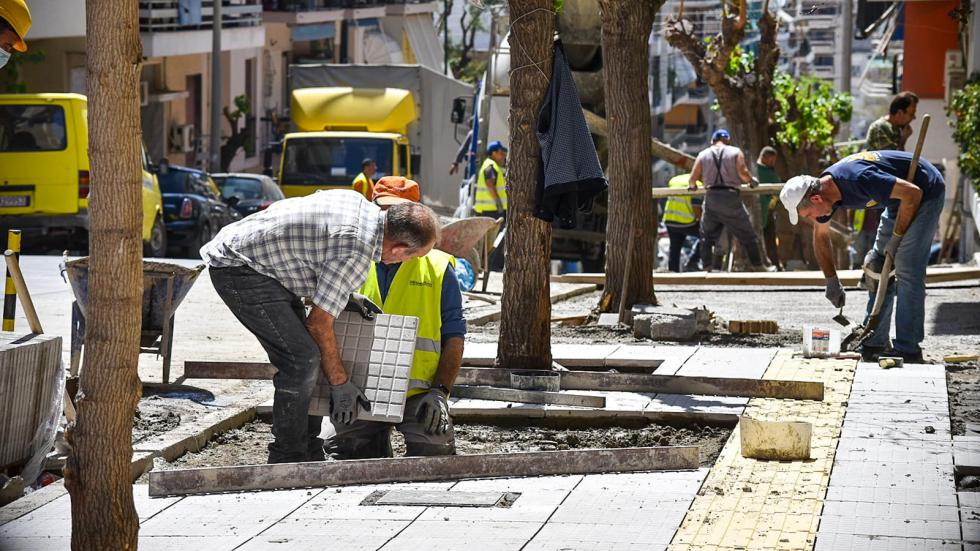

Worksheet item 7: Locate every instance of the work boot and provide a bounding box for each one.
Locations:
[860,344,886,362]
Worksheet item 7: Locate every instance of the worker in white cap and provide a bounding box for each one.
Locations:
[779,151,945,363]
[0,0,31,69]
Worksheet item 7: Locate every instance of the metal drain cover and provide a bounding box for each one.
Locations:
[362,490,519,508]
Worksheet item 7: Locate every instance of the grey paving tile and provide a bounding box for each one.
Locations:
[955,438,980,473]
[960,491,980,509]
[818,514,960,539]
[814,533,961,551]
[138,535,250,551]
[259,518,413,541]
[965,520,980,543]
[824,486,958,507]
[0,536,71,551]
[238,534,395,551]
[525,521,675,548]
[380,520,542,550]
[828,459,956,490]
[414,489,569,523]
[821,501,960,522]
[834,437,953,464]
[841,419,952,441]
[139,489,314,538]
[673,346,776,378]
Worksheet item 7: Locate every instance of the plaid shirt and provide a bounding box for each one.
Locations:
[201,190,385,316]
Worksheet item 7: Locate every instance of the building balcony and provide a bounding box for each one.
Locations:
[139,0,265,57]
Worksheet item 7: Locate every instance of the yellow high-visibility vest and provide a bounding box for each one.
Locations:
[475,157,507,214]
[853,209,866,232]
[663,173,699,225]
[358,250,455,398]
[352,172,373,201]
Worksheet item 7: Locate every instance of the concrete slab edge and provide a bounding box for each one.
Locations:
[0,480,67,527]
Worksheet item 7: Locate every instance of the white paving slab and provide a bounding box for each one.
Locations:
[139,489,316,538]
[674,347,776,378]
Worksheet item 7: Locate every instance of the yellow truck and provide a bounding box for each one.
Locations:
[280,65,470,211]
[278,87,415,198]
[0,93,167,256]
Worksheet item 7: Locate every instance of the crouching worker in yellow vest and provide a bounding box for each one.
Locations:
[324,176,466,458]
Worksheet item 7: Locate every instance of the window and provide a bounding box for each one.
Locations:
[398,143,409,176]
[217,177,264,200]
[158,171,188,194]
[0,105,68,152]
[281,137,393,186]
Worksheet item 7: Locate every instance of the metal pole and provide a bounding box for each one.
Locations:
[2,229,20,331]
[443,0,449,74]
[209,0,223,173]
[475,9,497,165]
[840,0,853,94]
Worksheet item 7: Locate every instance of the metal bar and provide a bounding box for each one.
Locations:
[451,385,606,408]
[3,230,20,331]
[149,445,699,497]
[160,275,175,385]
[181,361,823,400]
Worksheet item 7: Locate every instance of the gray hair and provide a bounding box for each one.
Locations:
[758,146,777,162]
[384,202,440,250]
[797,176,824,210]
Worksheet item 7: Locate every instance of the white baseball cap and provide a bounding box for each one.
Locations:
[779,175,819,226]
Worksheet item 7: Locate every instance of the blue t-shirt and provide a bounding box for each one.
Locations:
[818,151,945,223]
[375,261,466,341]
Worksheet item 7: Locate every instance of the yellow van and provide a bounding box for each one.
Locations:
[0,93,167,256]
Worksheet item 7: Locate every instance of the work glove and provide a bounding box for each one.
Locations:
[416,387,451,435]
[825,276,845,308]
[884,232,904,260]
[329,380,371,425]
[862,250,891,292]
[344,293,382,320]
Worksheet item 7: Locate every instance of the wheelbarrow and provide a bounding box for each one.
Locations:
[62,258,205,384]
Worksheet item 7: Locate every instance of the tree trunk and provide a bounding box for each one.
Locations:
[598,0,659,311]
[65,1,144,549]
[496,0,554,370]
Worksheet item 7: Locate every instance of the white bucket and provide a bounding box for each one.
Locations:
[802,324,841,358]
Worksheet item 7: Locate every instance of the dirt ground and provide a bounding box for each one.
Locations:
[148,419,731,473]
[132,386,221,444]
[948,361,980,436]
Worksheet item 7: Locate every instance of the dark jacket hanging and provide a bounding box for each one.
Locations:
[534,41,607,229]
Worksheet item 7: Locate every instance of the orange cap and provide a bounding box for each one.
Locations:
[372,176,421,206]
[0,0,31,52]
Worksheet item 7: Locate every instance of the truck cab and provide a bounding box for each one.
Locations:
[278,87,415,198]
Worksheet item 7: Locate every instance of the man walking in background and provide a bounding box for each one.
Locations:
[688,129,769,271]
[352,158,377,201]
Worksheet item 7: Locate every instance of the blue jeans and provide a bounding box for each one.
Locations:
[863,192,945,353]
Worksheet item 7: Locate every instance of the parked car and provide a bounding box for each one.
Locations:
[0,93,167,256]
[157,164,240,256]
[211,173,285,217]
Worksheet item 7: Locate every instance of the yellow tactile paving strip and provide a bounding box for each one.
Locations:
[668,348,857,551]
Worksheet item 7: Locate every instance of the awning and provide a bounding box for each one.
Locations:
[291,23,337,42]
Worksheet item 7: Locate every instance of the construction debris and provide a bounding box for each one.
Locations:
[728,320,779,335]
[633,306,699,341]
[945,354,979,364]
[148,445,700,497]
[739,417,812,461]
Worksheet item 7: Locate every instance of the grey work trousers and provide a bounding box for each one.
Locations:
[700,188,764,268]
[324,394,456,458]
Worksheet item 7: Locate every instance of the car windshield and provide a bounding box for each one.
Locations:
[157,171,188,194]
[217,177,264,200]
[0,105,68,152]
[280,137,392,186]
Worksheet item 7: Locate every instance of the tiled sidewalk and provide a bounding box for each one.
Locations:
[815,361,964,550]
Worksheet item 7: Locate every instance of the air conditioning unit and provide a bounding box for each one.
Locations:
[179,124,195,153]
[945,49,966,105]
[140,81,149,107]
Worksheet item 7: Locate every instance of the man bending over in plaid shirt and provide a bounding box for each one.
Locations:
[201,189,440,463]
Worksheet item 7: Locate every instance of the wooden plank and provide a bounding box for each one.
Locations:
[650,183,784,198]
[451,385,606,408]
[183,361,276,380]
[456,368,823,401]
[551,266,980,287]
[148,445,699,497]
[182,361,822,400]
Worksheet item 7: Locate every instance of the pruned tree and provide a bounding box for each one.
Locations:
[439,0,489,83]
[665,0,851,175]
[598,0,663,312]
[65,0,144,549]
[220,94,254,172]
[496,0,554,370]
